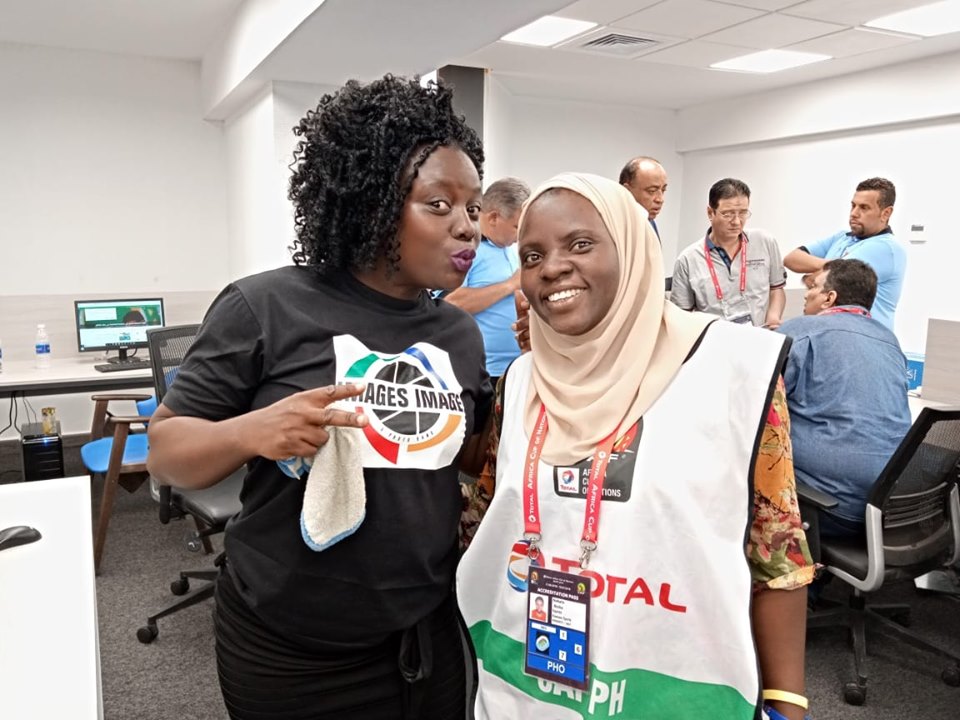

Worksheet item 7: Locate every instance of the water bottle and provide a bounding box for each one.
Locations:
[35,324,52,369]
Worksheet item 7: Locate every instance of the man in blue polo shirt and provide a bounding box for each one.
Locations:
[784,177,906,331]
[445,177,530,383]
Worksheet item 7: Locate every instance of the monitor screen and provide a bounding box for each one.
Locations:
[74,298,165,359]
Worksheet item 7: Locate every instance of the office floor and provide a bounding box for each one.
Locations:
[5,467,959,719]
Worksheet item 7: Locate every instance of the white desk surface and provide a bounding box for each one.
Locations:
[908,392,953,422]
[0,476,103,719]
[0,357,152,396]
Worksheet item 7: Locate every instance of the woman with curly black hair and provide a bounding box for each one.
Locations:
[147,74,492,719]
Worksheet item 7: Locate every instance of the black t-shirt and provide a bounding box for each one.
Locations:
[163,266,491,648]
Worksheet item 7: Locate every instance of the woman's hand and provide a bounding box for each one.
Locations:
[243,383,368,460]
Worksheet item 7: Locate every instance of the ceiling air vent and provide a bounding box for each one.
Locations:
[584,33,657,53]
[558,27,673,59]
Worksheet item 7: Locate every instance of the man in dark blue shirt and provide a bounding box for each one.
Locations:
[778,259,911,538]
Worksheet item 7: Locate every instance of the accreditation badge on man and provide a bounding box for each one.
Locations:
[721,294,753,325]
[524,567,592,691]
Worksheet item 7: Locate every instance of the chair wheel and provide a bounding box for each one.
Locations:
[186,538,203,552]
[170,577,190,595]
[137,623,158,644]
[843,682,866,705]
[942,664,960,686]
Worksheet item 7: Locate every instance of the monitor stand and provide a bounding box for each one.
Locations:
[107,347,132,364]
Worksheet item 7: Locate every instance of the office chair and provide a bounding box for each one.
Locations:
[136,324,243,644]
[799,407,960,705]
[81,392,157,573]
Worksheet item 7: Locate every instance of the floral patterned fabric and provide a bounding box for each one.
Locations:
[460,376,814,592]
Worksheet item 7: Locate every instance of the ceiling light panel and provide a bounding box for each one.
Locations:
[500,15,597,46]
[711,48,831,72]
[865,0,960,37]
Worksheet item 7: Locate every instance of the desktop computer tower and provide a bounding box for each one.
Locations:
[20,421,65,481]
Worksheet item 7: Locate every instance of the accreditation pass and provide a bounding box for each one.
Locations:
[524,566,591,690]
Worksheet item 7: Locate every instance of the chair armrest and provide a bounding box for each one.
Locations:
[91,393,153,402]
[796,482,839,510]
[109,415,154,425]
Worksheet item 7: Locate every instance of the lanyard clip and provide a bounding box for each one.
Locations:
[524,533,542,561]
[579,540,597,569]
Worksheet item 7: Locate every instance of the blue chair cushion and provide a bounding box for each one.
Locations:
[81,433,149,475]
[137,397,158,417]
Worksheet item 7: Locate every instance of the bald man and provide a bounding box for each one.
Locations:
[619,156,668,240]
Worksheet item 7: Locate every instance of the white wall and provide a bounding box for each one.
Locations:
[220,80,337,280]
[0,43,228,438]
[0,43,229,296]
[676,51,960,354]
[223,85,288,280]
[483,75,684,261]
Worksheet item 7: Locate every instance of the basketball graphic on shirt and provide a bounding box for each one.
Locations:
[334,335,466,469]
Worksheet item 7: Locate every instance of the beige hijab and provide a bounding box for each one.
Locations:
[520,172,713,466]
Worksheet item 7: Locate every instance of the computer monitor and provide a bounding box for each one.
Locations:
[74,298,165,361]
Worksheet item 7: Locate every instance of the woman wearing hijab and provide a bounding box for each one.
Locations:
[458,173,813,720]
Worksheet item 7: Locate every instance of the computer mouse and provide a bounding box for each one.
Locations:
[0,525,42,552]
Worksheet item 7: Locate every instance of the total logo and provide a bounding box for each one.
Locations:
[506,543,687,613]
[335,335,466,469]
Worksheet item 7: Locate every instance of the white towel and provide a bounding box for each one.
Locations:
[300,424,366,551]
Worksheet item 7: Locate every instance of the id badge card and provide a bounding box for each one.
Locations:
[722,296,753,325]
[524,567,591,690]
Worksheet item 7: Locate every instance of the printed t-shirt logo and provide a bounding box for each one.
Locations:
[335,335,466,469]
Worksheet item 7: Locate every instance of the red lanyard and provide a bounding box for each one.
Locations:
[523,405,619,569]
[704,236,746,302]
[819,306,871,318]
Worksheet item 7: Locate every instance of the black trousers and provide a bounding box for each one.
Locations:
[214,567,469,720]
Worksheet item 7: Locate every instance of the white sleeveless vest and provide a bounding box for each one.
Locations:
[458,322,788,720]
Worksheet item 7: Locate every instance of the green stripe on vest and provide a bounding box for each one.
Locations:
[470,621,756,719]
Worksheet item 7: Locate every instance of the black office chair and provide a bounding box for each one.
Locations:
[799,407,960,705]
[136,324,243,644]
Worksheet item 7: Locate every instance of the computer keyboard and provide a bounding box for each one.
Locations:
[94,358,153,373]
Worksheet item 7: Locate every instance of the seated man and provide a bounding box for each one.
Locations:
[778,259,911,538]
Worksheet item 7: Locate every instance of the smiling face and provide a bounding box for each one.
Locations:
[357,144,482,299]
[519,190,620,337]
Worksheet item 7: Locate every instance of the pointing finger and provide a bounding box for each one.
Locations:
[302,383,366,407]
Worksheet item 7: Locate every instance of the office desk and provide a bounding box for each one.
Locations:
[0,358,152,397]
[0,475,103,719]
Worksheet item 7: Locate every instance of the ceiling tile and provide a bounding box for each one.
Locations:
[782,0,935,27]
[788,27,920,58]
[702,13,847,48]
[614,0,765,39]
[710,0,801,10]
[555,0,664,25]
[638,39,755,67]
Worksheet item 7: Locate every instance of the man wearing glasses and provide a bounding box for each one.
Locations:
[670,178,786,328]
